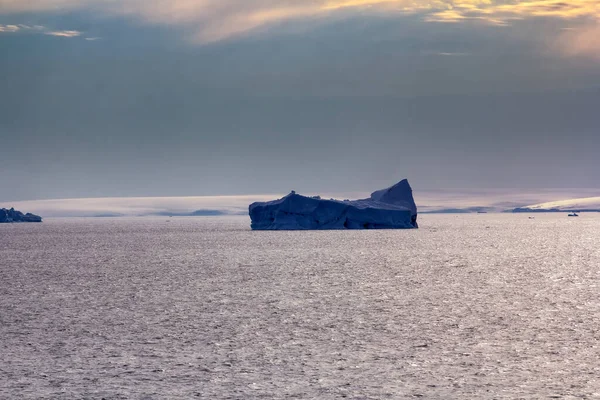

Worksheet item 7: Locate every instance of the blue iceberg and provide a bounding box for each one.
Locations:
[0,208,42,223]
[249,179,417,230]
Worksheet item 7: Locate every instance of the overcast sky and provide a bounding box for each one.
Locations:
[1,0,599,202]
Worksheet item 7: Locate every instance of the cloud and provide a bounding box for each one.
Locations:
[0,23,83,38]
[0,0,599,57]
[426,0,600,25]
[421,50,471,56]
[437,52,470,56]
[44,29,81,37]
[0,24,20,32]
[0,24,47,33]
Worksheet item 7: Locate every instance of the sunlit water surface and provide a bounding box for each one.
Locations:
[2,215,600,399]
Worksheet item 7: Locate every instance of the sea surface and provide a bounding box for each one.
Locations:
[1,215,600,399]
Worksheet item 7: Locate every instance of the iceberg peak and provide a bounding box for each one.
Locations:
[370,179,417,214]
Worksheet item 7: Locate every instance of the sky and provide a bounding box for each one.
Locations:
[1,0,599,203]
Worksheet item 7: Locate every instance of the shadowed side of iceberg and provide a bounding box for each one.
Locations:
[249,179,418,230]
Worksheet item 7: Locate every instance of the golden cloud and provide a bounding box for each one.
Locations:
[0,0,598,57]
[0,22,83,37]
[0,24,20,32]
[427,0,600,24]
[44,30,81,37]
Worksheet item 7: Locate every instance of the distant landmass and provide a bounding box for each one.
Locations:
[4,192,600,219]
[512,208,600,213]
[513,208,600,213]
[513,196,600,213]
[0,208,42,223]
[421,206,496,214]
[1,196,268,218]
[152,209,241,217]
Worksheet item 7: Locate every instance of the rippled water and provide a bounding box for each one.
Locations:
[2,215,600,399]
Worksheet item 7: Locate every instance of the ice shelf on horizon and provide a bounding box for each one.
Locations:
[249,179,418,230]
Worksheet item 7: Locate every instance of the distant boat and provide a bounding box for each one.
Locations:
[568,212,579,217]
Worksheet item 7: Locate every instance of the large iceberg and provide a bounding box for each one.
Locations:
[249,179,418,230]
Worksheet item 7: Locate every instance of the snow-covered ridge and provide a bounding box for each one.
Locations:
[514,196,600,212]
[0,195,273,218]
[249,179,418,230]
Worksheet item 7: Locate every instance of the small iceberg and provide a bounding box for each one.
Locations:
[0,208,42,223]
[249,179,418,230]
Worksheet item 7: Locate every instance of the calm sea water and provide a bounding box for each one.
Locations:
[1,215,600,399]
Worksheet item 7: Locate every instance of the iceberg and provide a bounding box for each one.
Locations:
[249,179,418,230]
[0,208,42,223]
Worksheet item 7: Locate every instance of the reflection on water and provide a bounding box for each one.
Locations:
[1,215,599,398]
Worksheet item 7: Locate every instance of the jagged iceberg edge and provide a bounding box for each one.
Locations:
[249,179,418,230]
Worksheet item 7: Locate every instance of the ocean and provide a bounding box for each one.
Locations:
[1,215,599,399]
